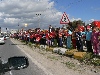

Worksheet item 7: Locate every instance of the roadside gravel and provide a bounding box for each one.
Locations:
[11,38,100,75]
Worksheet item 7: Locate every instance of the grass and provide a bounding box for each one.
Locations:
[61,61,75,69]
[28,42,33,48]
[47,56,59,60]
[19,39,100,67]
[79,52,100,66]
[38,51,46,55]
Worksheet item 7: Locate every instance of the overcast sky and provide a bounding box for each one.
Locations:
[0,0,99,32]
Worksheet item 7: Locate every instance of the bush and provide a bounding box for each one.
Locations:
[28,42,33,48]
[91,58,100,66]
[79,52,100,66]
[65,61,75,69]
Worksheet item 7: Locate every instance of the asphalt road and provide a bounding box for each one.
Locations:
[0,39,46,75]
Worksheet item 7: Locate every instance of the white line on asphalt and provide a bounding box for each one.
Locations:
[9,71,13,75]
[11,40,54,75]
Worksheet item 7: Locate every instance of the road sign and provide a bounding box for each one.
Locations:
[60,12,70,24]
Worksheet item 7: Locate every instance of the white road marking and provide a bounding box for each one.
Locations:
[9,71,13,75]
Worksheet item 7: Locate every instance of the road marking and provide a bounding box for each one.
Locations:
[9,71,13,75]
[11,39,54,75]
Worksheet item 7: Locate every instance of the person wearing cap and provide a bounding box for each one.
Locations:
[85,27,93,53]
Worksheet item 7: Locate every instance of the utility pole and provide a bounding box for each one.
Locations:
[36,14,41,28]
[0,27,1,35]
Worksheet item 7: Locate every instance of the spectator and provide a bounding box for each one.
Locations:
[72,30,76,49]
[40,31,46,45]
[85,27,93,53]
[52,31,57,47]
[32,32,36,44]
[45,30,49,46]
[98,28,100,55]
[30,32,33,43]
[27,32,30,42]
[58,29,63,47]
[67,29,72,49]
[91,27,99,55]
[75,28,82,51]
[64,29,68,48]
[97,39,100,55]
[49,25,52,33]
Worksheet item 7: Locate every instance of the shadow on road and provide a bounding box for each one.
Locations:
[10,44,26,45]
[0,43,5,45]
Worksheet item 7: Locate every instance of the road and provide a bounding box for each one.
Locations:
[0,39,46,75]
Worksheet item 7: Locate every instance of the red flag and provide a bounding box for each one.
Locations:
[94,21,100,28]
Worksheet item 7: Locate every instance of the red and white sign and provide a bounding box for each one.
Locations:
[60,12,70,24]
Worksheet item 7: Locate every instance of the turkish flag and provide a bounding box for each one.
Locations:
[94,21,100,28]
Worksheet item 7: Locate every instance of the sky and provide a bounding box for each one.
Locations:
[0,0,100,32]
[53,0,100,21]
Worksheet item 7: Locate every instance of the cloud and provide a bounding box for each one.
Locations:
[70,18,81,22]
[0,0,95,32]
[85,19,94,25]
[89,19,94,22]
[0,0,63,31]
[91,6,100,12]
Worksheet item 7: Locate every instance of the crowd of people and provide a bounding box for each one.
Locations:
[11,23,100,56]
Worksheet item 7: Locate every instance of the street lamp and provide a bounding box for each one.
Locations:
[25,23,28,27]
[24,23,28,31]
[18,23,19,33]
[36,14,41,28]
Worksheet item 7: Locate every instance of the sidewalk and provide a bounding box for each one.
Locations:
[11,38,100,75]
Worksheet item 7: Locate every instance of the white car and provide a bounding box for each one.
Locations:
[5,36,10,39]
[0,35,5,44]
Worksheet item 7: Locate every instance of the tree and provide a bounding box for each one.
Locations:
[71,20,85,28]
[67,20,85,32]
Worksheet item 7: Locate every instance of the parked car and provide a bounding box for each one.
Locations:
[5,35,10,39]
[0,35,5,44]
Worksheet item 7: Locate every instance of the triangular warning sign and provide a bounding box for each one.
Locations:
[60,12,70,24]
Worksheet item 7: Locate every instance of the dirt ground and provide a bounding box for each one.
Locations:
[11,38,100,75]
